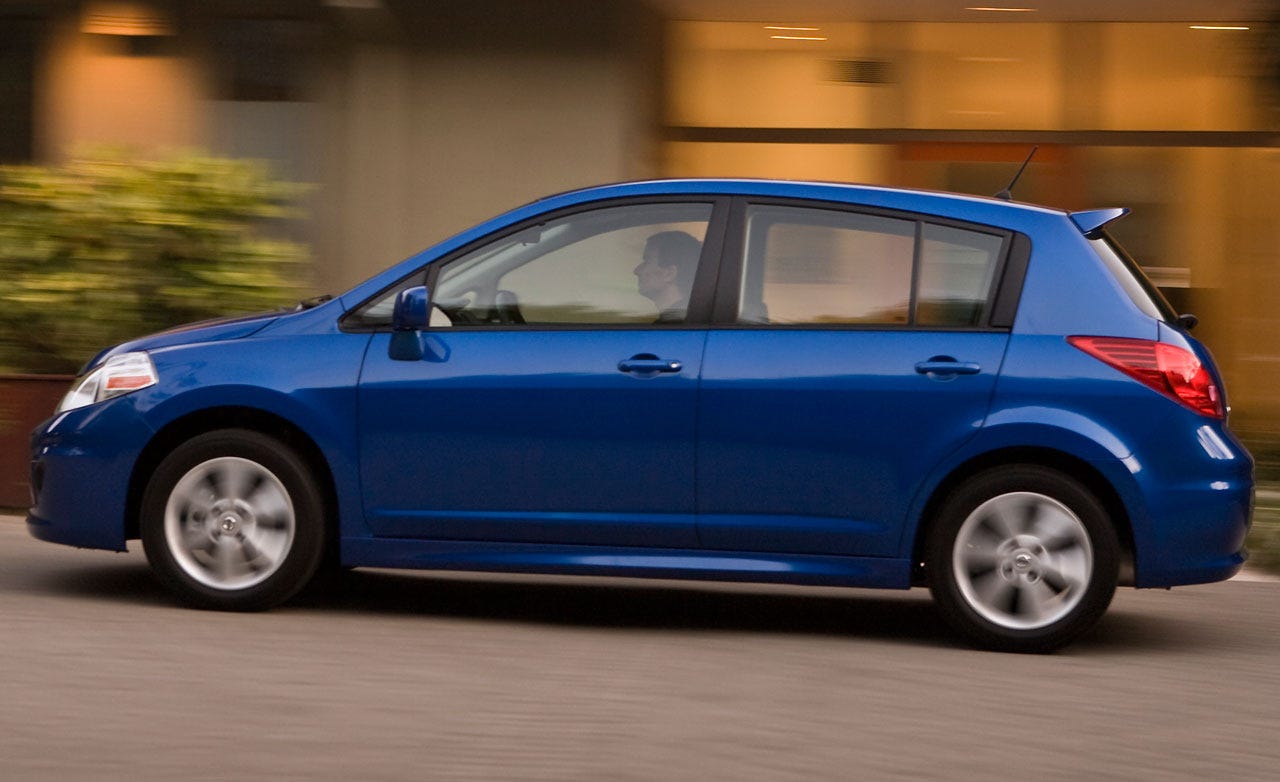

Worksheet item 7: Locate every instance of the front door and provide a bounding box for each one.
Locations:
[357,200,722,548]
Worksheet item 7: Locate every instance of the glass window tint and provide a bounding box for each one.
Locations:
[433,203,712,326]
[1088,234,1178,324]
[916,224,1005,326]
[740,206,914,325]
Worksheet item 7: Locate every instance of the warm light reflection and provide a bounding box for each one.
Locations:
[1189,25,1250,31]
[80,1,176,36]
[770,35,829,41]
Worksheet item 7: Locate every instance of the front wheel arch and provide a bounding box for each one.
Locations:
[139,427,328,610]
[126,407,338,545]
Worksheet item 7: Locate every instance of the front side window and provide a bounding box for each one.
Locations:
[738,204,1006,328]
[433,202,713,327]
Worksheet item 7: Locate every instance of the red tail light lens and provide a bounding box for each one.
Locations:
[1068,336,1224,419]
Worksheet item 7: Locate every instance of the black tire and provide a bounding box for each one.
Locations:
[140,429,328,611]
[926,465,1119,653]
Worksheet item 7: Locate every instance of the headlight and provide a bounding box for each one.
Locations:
[57,352,159,413]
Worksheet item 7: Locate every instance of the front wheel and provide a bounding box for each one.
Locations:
[140,429,327,611]
[926,466,1120,653]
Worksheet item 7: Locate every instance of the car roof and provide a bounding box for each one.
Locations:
[532,178,1069,218]
[339,177,1096,309]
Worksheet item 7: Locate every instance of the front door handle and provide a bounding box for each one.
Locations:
[915,358,981,376]
[618,354,683,374]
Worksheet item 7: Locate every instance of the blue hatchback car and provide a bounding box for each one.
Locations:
[28,179,1253,652]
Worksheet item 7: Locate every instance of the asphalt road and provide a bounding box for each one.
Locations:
[3,516,1279,781]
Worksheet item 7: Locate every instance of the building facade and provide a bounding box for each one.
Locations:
[2,0,1279,441]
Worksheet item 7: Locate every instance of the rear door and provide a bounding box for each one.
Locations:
[696,200,1019,557]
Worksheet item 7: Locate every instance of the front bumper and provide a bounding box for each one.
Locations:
[27,398,156,552]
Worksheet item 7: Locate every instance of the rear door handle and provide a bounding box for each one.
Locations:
[915,359,981,376]
[618,356,683,374]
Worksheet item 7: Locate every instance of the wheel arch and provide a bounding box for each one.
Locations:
[125,407,340,550]
[910,446,1136,586]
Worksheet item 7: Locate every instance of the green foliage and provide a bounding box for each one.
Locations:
[0,149,310,374]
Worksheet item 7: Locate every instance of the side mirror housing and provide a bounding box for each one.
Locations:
[392,286,431,332]
[389,285,449,362]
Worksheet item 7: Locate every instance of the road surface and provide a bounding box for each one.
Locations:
[2,516,1278,780]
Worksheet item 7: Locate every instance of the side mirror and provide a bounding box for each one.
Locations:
[392,286,431,331]
[389,285,449,362]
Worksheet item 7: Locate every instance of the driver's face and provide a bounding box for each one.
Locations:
[634,251,675,300]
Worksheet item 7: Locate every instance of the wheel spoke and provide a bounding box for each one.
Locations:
[1032,504,1085,552]
[963,551,1001,579]
[971,570,1016,613]
[980,503,1022,540]
[237,534,272,572]
[247,482,291,528]
[1042,550,1089,592]
[212,540,241,582]
[182,523,215,554]
[214,460,256,502]
[1019,579,1060,623]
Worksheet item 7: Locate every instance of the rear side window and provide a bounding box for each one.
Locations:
[738,204,1008,327]
[740,207,914,325]
[1089,234,1179,323]
[916,224,1005,326]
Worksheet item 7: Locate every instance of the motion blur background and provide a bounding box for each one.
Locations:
[1,0,1279,459]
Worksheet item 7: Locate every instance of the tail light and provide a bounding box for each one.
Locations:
[1068,336,1224,419]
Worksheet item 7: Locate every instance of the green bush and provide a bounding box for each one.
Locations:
[0,149,310,375]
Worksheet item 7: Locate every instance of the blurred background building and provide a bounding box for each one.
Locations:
[1,0,1278,442]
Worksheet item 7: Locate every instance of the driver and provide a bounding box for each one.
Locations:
[633,230,702,323]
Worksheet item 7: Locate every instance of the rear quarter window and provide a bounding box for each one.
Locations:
[1089,234,1179,323]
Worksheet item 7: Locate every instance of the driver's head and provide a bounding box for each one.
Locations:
[634,231,701,305]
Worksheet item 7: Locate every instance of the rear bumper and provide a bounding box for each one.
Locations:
[1124,423,1253,589]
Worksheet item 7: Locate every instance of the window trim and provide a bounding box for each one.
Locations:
[339,195,732,333]
[711,196,1021,332]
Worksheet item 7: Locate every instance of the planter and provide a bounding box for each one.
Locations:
[0,375,73,509]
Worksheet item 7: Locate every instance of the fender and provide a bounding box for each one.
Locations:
[897,411,1149,559]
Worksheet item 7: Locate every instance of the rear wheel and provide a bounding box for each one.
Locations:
[927,466,1119,653]
[140,429,327,611]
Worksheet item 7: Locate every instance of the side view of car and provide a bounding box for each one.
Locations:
[27,179,1254,652]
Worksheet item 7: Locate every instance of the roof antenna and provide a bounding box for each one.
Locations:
[995,145,1038,201]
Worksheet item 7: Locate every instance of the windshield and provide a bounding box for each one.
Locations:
[1088,232,1180,323]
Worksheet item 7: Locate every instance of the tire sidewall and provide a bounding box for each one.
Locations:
[140,429,326,611]
[927,466,1120,653]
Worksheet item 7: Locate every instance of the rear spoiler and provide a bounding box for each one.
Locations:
[1071,207,1130,236]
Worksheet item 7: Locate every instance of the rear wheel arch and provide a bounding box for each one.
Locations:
[911,447,1135,586]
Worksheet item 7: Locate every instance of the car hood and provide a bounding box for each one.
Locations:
[87,311,281,370]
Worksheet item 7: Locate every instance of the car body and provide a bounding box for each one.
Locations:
[27,178,1254,651]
